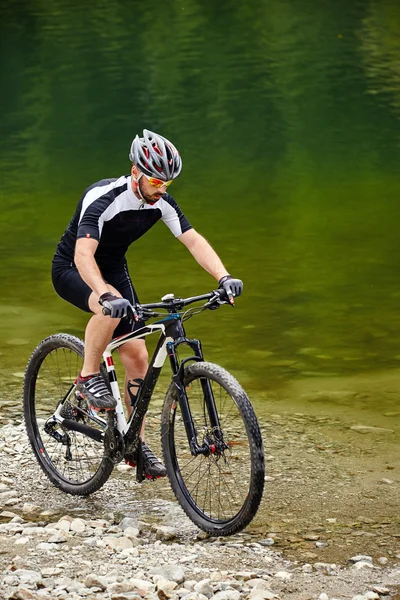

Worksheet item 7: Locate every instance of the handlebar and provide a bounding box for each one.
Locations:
[101,288,231,319]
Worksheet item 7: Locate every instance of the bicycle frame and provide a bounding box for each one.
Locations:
[101,312,222,458]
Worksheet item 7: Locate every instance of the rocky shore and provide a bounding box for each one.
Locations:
[0,416,399,600]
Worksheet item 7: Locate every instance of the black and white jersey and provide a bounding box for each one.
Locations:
[55,175,192,267]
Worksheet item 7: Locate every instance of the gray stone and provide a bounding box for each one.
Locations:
[184,581,197,591]
[108,581,138,594]
[349,425,394,434]
[21,503,42,516]
[84,574,107,590]
[124,526,140,538]
[47,531,67,544]
[86,519,109,528]
[70,518,86,532]
[14,536,30,545]
[14,569,42,584]
[194,579,213,598]
[0,510,18,518]
[54,576,74,589]
[150,564,185,584]
[156,579,179,595]
[3,575,19,585]
[273,571,292,581]
[248,591,277,600]
[9,588,37,599]
[371,586,391,595]
[153,525,178,541]
[127,578,155,595]
[119,517,140,531]
[259,538,275,546]
[41,567,62,577]
[104,536,133,551]
[348,555,373,564]
[53,519,70,532]
[211,592,241,600]
[0,490,19,500]
[110,594,142,600]
[37,542,58,551]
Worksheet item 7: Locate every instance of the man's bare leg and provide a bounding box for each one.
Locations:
[81,287,122,376]
[119,339,148,436]
[118,338,165,476]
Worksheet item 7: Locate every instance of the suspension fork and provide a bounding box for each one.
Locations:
[168,338,223,455]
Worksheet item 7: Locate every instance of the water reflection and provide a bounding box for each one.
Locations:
[1,0,400,420]
[361,0,400,118]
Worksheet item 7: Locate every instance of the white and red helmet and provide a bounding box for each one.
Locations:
[129,129,182,181]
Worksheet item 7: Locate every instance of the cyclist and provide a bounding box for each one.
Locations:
[52,129,243,478]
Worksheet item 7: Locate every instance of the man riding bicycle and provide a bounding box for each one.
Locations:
[52,129,243,479]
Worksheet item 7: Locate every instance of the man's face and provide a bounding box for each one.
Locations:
[131,166,168,203]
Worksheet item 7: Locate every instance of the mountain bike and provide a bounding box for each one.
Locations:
[23,289,265,536]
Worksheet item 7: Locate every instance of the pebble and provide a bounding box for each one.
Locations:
[259,538,275,546]
[194,579,213,598]
[153,525,178,541]
[104,536,134,551]
[21,503,42,516]
[273,571,292,580]
[211,592,241,600]
[349,425,394,434]
[150,565,186,583]
[84,574,107,590]
[70,518,86,532]
[249,591,277,600]
[37,542,59,551]
[372,586,390,594]
[349,555,373,564]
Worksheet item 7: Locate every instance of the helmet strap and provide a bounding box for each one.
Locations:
[132,172,146,202]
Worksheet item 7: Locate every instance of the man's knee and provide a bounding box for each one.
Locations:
[119,341,148,369]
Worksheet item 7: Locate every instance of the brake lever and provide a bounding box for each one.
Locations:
[204,290,231,310]
[129,305,140,323]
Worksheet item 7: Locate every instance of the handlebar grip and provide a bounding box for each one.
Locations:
[102,305,140,321]
[218,287,235,306]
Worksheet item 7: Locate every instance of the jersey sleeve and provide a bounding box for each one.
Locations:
[76,181,127,241]
[160,195,193,237]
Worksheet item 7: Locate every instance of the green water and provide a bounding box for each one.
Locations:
[1,0,400,422]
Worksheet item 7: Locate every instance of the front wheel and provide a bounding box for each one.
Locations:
[161,362,265,536]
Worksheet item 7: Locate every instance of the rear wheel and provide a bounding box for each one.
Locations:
[161,362,265,536]
[23,334,114,495]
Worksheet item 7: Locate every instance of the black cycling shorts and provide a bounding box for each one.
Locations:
[51,257,145,337]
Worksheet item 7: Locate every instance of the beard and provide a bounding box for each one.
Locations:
[139,178,163,203]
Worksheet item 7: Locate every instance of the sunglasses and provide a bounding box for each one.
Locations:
[142,173,173,188]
